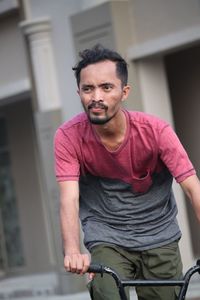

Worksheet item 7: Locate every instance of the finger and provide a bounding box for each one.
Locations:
[70,254,79,273]
[64,256,71,272]
[81,254,90,274]
[76,255,84,274]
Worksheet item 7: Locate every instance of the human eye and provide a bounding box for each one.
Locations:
[82,85,93,93]
[102,83,113,92]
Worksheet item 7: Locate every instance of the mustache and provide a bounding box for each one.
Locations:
[88,101,108,110]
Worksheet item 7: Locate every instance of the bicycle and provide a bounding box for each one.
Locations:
[88,260,200,300]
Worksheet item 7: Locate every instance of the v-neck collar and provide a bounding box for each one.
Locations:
[90,109,130,155]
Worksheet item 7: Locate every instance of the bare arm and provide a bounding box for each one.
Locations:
[59,181,90,274]
[180,174,200,223]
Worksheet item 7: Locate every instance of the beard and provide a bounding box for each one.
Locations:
[83,101,114,125]
[88,114,114,125]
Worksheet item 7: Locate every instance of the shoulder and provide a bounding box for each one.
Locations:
[54,112,90,144]
[56,113,89,136]
[60,112,88,131]
[126,110,169,131]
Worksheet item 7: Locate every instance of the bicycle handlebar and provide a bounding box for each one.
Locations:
[87,260,200,300]
[88,259,200,275]
[88,264,104,274]
[197,259,200,274]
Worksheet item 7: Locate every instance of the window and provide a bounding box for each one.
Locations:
[0,117,24,271]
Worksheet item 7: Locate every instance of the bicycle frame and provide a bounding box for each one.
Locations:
[88,259,200,300]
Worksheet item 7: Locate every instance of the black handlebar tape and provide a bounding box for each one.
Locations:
[197,259,200,274]
[88,264,104,273]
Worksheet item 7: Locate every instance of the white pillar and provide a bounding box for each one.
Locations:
[20,17,61,112]
[136,56,194,271]
[19,18,62,269]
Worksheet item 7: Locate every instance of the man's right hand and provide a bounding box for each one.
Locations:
[64,253,90,275]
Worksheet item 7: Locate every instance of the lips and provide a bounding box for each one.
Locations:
[90,107,104,114]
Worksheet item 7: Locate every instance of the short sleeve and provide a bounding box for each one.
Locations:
[158,125,196,183]
[54,128,80,182]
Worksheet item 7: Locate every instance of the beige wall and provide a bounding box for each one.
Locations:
[135,56,173,124]
[0,12,28,87]
[131,0,200,44]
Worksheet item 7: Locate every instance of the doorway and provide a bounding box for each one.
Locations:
[0,117,24,274]
[165,44,200,257]
[0,97,51,276]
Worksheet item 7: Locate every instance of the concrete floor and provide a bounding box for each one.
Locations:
[4,290,199,300]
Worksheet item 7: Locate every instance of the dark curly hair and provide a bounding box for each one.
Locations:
[72,44,128,87]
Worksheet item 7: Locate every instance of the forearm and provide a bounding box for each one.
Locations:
[180,175,200,223]
[186,190,200,223]
[60,201,81,255]
[59,181,81,254]
[58,181,90,274]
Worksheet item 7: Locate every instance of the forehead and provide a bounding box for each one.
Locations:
[79,60,119,84]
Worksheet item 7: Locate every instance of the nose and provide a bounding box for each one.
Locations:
[92,88,103,102]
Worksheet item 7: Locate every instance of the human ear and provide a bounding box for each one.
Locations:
[122,85,131,101]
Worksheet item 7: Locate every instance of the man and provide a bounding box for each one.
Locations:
[54,44,200,300]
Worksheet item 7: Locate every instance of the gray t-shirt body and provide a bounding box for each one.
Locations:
[80,169,181,251]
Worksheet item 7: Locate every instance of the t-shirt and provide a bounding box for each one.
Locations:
[54,110,195,251]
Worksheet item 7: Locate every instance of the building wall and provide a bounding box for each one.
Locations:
[21,0,83,121]
[131,0,200,44]
[0,8,60,277]
[0,12,29,100]
[0,4,60,279]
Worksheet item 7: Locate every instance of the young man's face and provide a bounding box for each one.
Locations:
[78,60,130,125]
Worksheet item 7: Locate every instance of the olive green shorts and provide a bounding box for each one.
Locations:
[88,241,183,300]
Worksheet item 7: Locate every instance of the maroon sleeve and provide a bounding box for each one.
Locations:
[54,128,80,182]
[158,125,196,183]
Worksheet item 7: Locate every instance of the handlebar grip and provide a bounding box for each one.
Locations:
[88,264,104,273]
[197,259,200,274]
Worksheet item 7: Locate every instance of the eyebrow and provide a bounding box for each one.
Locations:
[99,82,114,87]
[81,82,114,88]
[81,84,94,89]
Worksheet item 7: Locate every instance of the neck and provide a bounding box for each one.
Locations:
[93,110,125,135]
[92,110,127,150]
